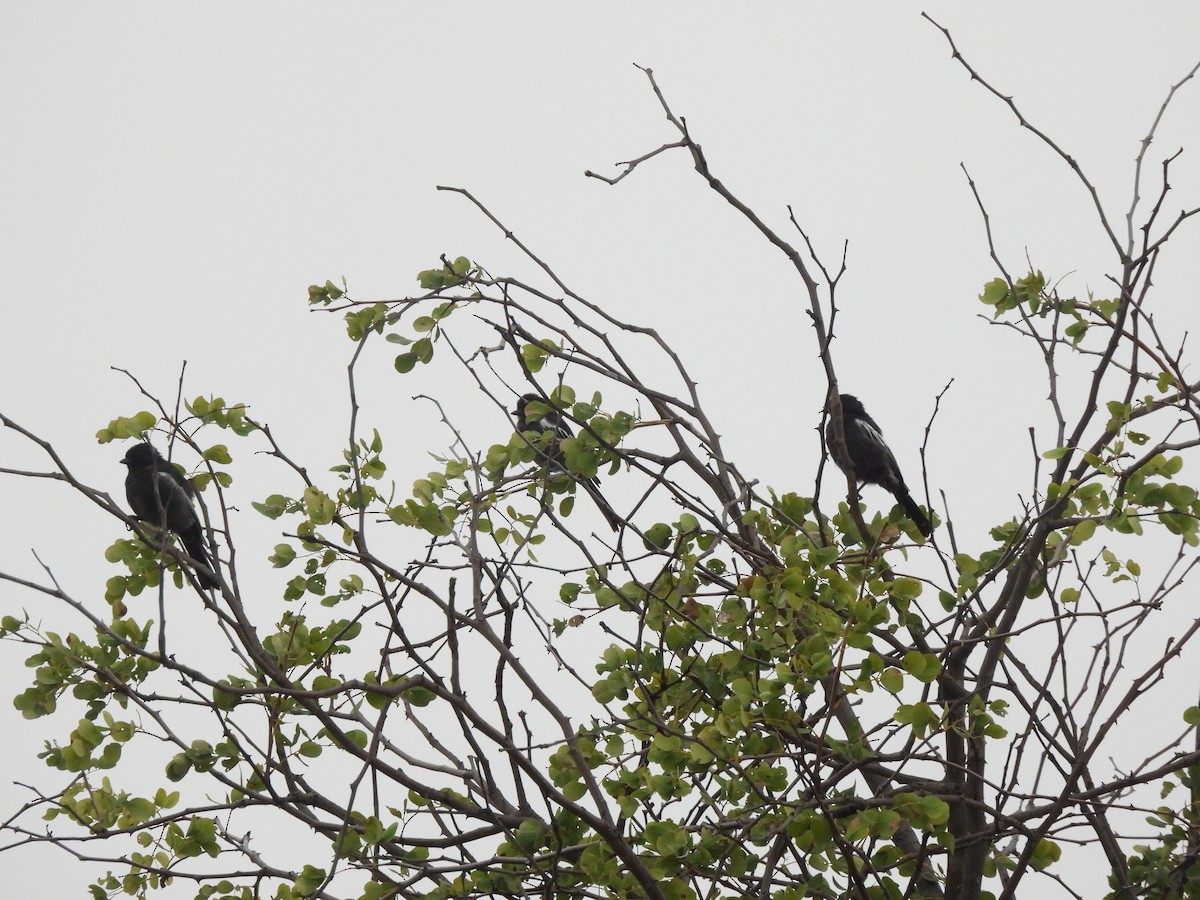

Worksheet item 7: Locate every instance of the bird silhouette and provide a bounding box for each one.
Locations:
[513,394,622,531]
[826,394,932,537]
[121,442,217,588]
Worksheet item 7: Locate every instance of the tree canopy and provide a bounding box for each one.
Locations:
[4,26,1200,900]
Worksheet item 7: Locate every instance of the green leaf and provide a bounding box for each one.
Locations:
[1030,837,1061,871]
[644,820,690,856]
[253,494,291,519]
[202,444,232,464]
[294,865,328,896]
[880,668,904,694]
[212,683,241,711]
[515,819,546,851]
[403,687,436,707]
[412,337,434,363]
[642,523,673,551]
[165,754,191,782]
[270,544,296,568]
[979,278,1009,307]
[417,269,447,290]
[104,576,128,603]
[902,651,940,683]
[1069,519,1097,545]
[520,343,548,373]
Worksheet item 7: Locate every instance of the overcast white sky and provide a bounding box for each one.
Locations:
[3,3,1200,896]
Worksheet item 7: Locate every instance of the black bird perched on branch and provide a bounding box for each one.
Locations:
[826,394,933,538]
[513,394,622,532]
[121,442,218,588]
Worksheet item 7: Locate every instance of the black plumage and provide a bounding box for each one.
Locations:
[826,394,933,538]
[513,394,622,532]
[121,442,217,588]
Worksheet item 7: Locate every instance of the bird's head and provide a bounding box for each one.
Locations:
[515,393,554,425]
[838,394,866,417]
[121,442,160,468]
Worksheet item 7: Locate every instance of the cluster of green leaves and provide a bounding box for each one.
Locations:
[162,735,249,790]
[970,271,1198,607]
[416,256,476,291]
[87,814,222,897]
[38,711,135,772]
[760,483,931,548]
[9,616,156,722]
[311,257,474,355]
[977,263,1193,597]
[1114,764,1200,899]
[306,279,345,306]
[388,385,637,547]
[488,386,633,533]
[388,299,458,374]
[290,266,487,549]
[255,431,389,602]
[978,271,1047,316]
[0,612,232,896]
[46,259,1190,899]
[188,396,256,436]
[355,468,962,898]
[98,398,255,450]
[1058,291,1122,348]
[539,493,955,891]
[79,395,420,889]
[106,537,178,602]
[50,776,178,832]
[384,457,463,538]
[260,611,363,672]
[1111,450,1198,544]
[977,271,1129,352]
[96,410,157,443]
[1042,437,1198,550]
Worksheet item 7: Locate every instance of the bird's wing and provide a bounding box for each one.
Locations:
[855,417,905,479]
[853,415,889,452]
[857,410,886,439]
[160,459,197,497]
[546,411,574,439]
[153,470,198,529]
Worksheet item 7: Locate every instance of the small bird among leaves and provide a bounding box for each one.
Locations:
[513,393,622,532]
[826,393,933,538]
[121,442,218,588]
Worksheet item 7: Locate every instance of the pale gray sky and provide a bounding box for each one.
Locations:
[3,3,1200,896]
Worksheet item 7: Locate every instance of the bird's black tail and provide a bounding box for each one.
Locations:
[179,526,218,589]
[894,488,933,538]
[583,478,622,532]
